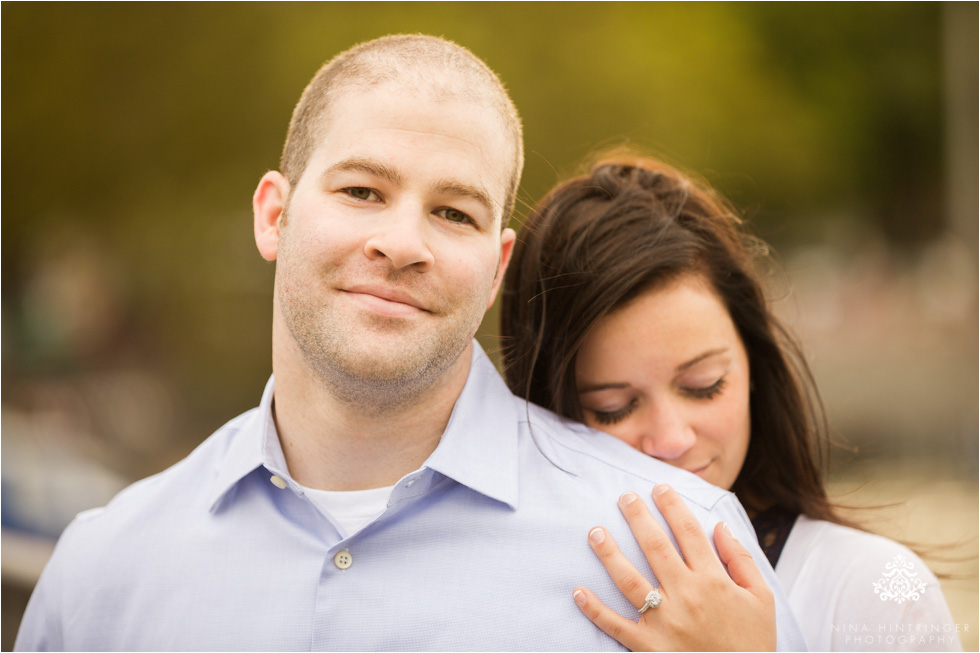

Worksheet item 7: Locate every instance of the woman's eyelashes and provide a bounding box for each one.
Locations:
[592,399,638,426]
[683,377,727,400]
[587,377,729,424]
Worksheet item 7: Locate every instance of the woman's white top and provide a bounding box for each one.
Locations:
[777,515,961,651]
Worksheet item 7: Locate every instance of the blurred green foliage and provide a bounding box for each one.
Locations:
[0,2,952,451]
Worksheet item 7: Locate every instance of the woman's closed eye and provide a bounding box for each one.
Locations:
[590,398,639,426]
[682,377,727,400]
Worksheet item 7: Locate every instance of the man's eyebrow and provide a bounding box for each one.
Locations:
[323,158,404,185]
[431,179,496,215]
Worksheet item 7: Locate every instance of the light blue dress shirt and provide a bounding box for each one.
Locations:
[16,343,806,651]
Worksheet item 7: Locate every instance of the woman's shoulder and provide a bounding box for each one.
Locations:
[778,516,961,651]
[780,515,940,599]
[784,515,914,564]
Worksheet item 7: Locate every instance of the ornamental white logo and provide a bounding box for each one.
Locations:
[872,554,926,604]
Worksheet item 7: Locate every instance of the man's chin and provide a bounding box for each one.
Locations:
[331,331,471,385]
[322,341,438,384]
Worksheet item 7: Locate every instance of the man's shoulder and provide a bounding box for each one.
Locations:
[515,400,732,512]
[59,407,260,544]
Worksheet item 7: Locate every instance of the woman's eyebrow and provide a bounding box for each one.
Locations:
[579,348,731,394]
[578,382,631,394]
[676,348,729,373]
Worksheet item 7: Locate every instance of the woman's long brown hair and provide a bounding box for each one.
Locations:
[500,153,849,524]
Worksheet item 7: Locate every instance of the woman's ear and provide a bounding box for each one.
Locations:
[253,171,290,261]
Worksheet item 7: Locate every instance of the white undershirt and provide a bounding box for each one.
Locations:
[301,484,394,538]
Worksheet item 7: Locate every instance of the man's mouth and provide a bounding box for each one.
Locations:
[342,285,429,318]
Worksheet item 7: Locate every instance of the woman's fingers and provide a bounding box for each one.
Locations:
[617,489,692,587]
[572,586,652,652]
[577,490,777,652]
[713,521,774,602]
[649,483,725,573]
[587,526,656,609]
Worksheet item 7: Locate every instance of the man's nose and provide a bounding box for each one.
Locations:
[362,203,435,271]
[638,401,696,461]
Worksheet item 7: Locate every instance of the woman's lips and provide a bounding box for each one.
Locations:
[684,462,711,477]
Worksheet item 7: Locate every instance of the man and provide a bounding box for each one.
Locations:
[16,35,804,651]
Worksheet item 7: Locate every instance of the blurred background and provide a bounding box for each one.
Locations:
[2,3,976,649]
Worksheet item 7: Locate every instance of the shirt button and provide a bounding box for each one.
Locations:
[334,550,353,570]
[405,479,416,487]
[270,475,287,489]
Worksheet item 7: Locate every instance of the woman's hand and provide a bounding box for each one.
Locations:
[572,484,776,651]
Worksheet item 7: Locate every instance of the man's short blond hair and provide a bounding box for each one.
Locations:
[280,34,524,222]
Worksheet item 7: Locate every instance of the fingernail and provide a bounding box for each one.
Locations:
[573,590,587,607]
[619,492,638,506]
[589,527,605,545]
[653,483,671,496]
[722,522,733,536]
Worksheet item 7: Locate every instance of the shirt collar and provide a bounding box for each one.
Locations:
[423,343,521,509]
[207,375,283,512]
[207,342,521,512]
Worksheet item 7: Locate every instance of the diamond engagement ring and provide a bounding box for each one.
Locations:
[638,588,663,613]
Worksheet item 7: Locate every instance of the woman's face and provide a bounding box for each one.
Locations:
[575,273,751,490]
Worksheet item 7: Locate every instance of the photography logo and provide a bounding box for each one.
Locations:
[872,554,926,604]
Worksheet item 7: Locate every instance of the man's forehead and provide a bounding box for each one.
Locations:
[328,81,507,136]
[330,81,515,158]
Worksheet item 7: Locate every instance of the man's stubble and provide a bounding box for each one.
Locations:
[273,213,492,414]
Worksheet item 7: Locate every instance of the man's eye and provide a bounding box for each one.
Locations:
[344,187,379,201]
[436,208,472,225]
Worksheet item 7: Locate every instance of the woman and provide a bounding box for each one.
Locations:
[500,154,959,651]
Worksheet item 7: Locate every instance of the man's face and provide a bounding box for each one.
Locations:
[260,84,516,397]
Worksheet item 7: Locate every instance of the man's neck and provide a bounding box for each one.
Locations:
[271,342,474,492]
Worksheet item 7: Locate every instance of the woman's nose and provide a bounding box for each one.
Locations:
[638,402,697,461]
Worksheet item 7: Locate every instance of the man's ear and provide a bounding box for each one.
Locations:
[486,226,517,310]
[253,171,290,261]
